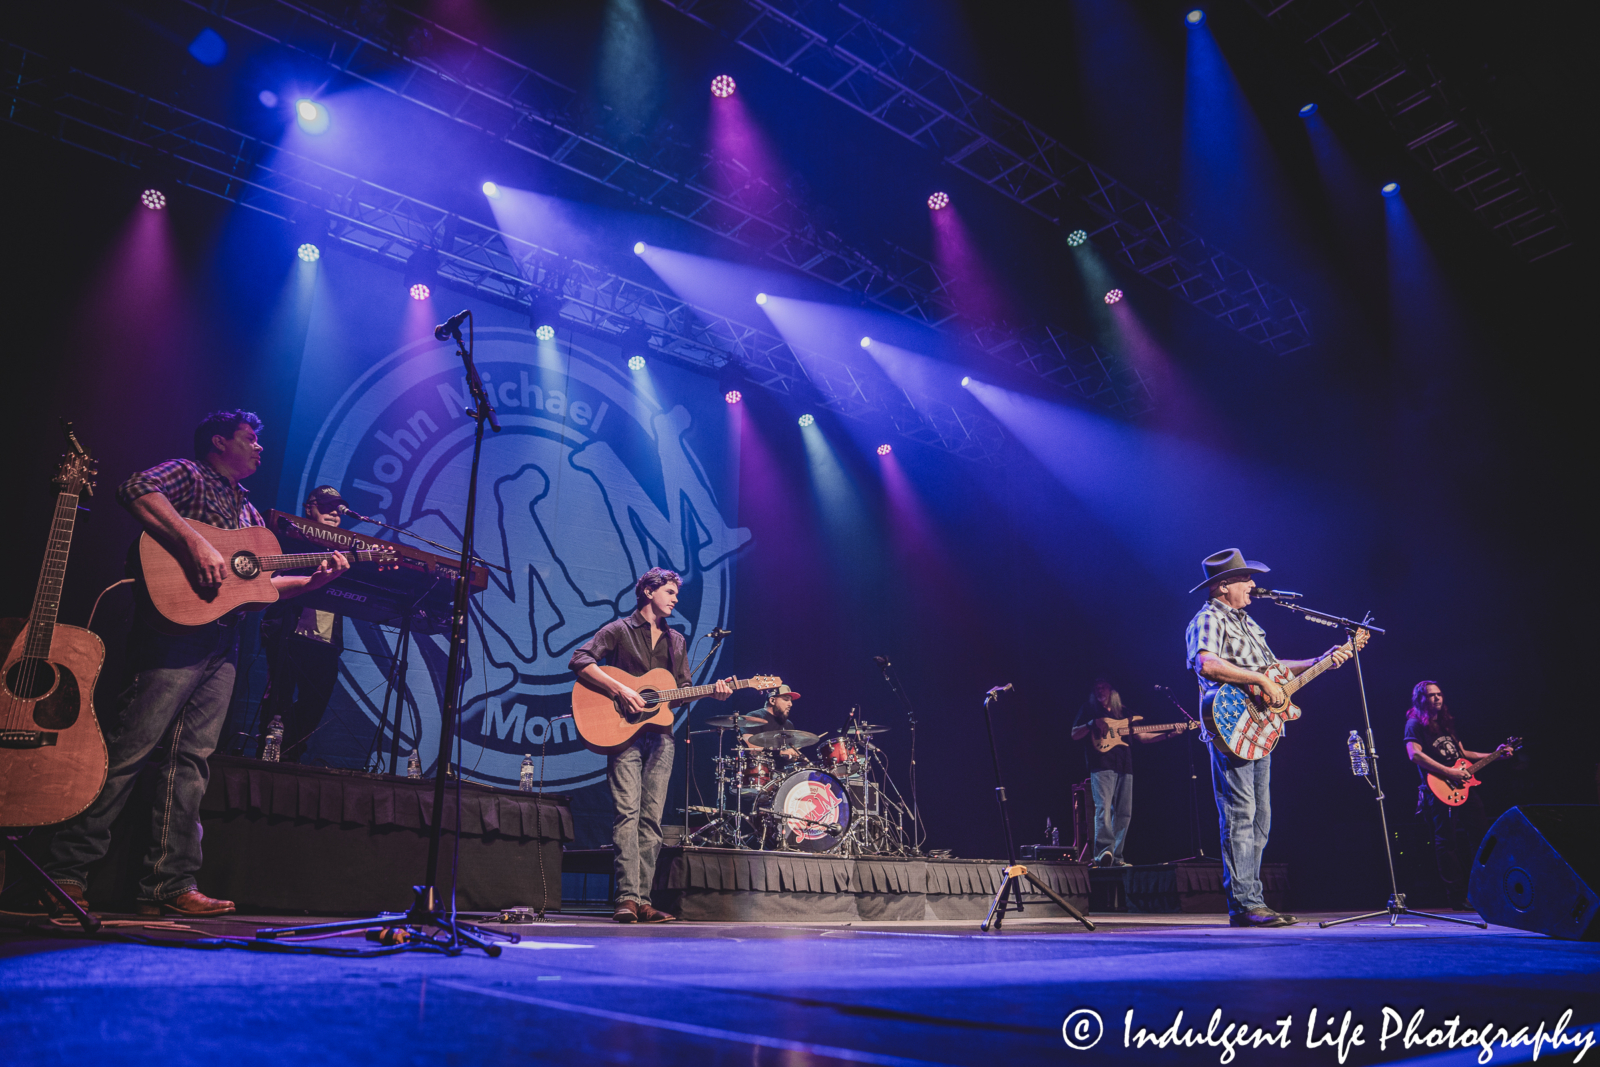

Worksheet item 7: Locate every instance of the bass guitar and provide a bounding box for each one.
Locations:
[1087,717,1202,752]
[0,429,108,826]
[139,520,397,628]
[1426,737,1521,807]
[572,667,781,754]
[1203,628,1371,760]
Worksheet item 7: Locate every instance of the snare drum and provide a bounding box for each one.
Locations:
[819,735,866,779]
[760,769,852,852]
[735,751,775,794]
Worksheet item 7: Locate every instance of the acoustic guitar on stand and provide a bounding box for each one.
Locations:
[0,428,108,826]
[572,667,781,754]
[138,520,396,628]
[1426,737,1521,807]
[1087,716,1202,752]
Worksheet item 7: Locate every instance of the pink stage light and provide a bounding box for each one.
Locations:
[409,283,431,301]
[710,75,736,98]
[725,390,742,405]
[927,191,950,211]
[1104,288,1123,305]
[877,444,892,456]
[141,189,166,211]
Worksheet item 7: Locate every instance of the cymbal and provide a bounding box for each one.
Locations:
[745,728,821,750]
[845,722,890,736]
[703,714,762,729]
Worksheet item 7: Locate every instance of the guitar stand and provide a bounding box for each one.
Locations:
[978,686,1094,933]
[254,885,516,955]
[2,834,100,933]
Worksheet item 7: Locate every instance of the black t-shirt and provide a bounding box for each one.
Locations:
[1403,715,1464,784]
[1074,700,1133,775]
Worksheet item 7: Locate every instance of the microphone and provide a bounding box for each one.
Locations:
[873,655,891,668]
[433,309,471,341]
[1250,587,1303,600]
[1153,684,1168,692]
[986,683,1014,697]
[709,627,732,639]
[337,503,374,523]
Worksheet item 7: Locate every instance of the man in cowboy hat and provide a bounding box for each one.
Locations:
[1184,548,1353,928]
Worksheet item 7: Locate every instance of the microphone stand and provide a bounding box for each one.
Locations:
[875,657,923,852]
[682,630,730,845]
[340,508,508,576]
[258,312,517,956]
[1155,684,1208,861]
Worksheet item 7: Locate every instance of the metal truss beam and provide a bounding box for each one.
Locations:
[0,39,1006,463]
[180,0,1152,417]
[653,0,1313,355]
[1246,0,1572,263]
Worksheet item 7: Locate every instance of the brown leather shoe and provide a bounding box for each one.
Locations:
[612,900,639,923]
[636,903,677,923]
[137,889,236,918]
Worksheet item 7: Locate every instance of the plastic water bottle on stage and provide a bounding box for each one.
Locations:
[407,750,422,778]
[520,754,535,792]
[263,716,283,762]
[1348,730,1369,776]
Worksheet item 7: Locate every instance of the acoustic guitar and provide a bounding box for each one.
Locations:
[1203,628,1371,760]
[0,434,108,826]
[571,666,781,754]
[139,520,396,628]
[1086,716,1201,752]
[1426,737,1521,807]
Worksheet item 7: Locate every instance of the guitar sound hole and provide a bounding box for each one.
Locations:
[232,552,261,579]
[5,657,58,701]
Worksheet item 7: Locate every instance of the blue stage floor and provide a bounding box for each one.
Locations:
[3,912,1597,1065]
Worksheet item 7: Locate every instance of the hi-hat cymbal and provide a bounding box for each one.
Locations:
[846,722,890,736]
[703,714,761,729]
[745,728,821,750]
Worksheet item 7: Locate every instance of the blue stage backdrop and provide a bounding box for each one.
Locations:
[278,252,748,795]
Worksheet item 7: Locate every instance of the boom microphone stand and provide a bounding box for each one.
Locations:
[874,655,924,852]
[258,310,517,956]
[1155,684,1208,860]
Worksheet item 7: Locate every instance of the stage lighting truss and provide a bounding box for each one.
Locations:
[147,0,1153,416]
[0,41,1017,462]
[927,191,949,210]
[141,188,166,210]
[1246,0,1572,262]
[710,75,736,98]
[297,243,320,262]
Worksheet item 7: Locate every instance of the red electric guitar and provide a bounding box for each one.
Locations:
[1426,737,1521,807]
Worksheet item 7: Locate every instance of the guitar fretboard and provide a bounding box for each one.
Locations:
[254,550,388,572]
[24,487,81,660]
[1283,636,1358,697]
[649,678,762,703]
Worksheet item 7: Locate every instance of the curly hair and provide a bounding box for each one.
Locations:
[634,567,682,606]
[193,409,263,460]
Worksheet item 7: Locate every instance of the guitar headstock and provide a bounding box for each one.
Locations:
[748,675,782,690]
[55,450,98,497]
[367,547,400,571]
[1351,628,1371,651]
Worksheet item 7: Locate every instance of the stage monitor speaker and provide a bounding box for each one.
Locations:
[1469,805,1599,940]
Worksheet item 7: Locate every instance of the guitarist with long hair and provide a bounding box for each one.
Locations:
[1184,549,1353,928]
[1070,679,1189,867]
[569,568,733,923]
[1404,680,1515,910]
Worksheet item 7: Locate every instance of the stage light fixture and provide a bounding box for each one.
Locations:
[409,283,431,301]
[859,337,871,348]
[798,414,815,428]
[1381,182,1400,197]
[295,99,329,135]
[633,241,646,255]
[1066,229,1088,247]
[1299,103,1318,117]
[482,182,500,198]
[877,444,891,456]
[755,293,768,305]
[710,75,736,98]
[725,390,742,405]
[961,376,971,387]
[628,355,646,371]
[297,243,320,263]
[536,324,555,341]
[258,90,278,108]
[140,189,166,211]
[927,191,950,210]
[1186,9,1206,26]
[1104,289,1124,304]
[188,28,227,66]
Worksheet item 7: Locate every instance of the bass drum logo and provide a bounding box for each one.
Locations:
[297,327,749,790]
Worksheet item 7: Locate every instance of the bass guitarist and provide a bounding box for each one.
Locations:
[1070,678,1188,867]
[1185,548,1352,928]
[42,410,348,917]
[569,567,733,923]
[1404,680,1514,911]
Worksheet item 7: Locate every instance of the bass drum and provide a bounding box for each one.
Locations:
[762,769,851,853]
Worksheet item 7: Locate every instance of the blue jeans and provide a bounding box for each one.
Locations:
[608,727,675,905]
[1089,769,1133,863]
[45,618,239,902]
[1210,745,1272,915]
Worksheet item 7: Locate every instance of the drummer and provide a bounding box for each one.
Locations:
[742,685,804,760]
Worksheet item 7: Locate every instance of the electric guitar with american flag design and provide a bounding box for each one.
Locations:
[1203,628,1369,760]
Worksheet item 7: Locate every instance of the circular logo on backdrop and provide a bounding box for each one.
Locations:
[298,327,750,790]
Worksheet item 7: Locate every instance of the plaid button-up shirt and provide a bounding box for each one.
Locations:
[117,458,264,530]
[1186,598,1277,696]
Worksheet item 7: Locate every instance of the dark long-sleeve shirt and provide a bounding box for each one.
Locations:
[568,610,690,689]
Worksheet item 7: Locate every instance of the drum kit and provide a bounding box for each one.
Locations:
[686,713,915,856]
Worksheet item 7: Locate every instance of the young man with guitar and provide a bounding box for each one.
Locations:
[1404,680,1516,910]
[1070,679,1194,867]
[42,410,349,918]
[1185,549,1355,928]
[569,568,733,923]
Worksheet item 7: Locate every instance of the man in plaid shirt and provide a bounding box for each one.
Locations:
[1185,548,1351,928]
[44,410,348,918]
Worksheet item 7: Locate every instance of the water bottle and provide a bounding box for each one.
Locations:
[1347,730,1369,776]
[407,749,422,779]
[519,753,535,793]
[263,716,283,762]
